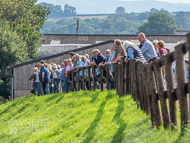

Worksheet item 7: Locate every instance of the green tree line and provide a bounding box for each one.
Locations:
[42,7,190,35]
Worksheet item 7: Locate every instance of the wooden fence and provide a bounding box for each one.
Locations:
[66,34,190,130]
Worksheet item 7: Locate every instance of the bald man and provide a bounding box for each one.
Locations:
[138,33,158,62]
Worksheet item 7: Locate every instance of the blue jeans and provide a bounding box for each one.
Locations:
[35,82,41,96]
[54,78,60,93]
[46,82,49,94]
[62,78,67,92]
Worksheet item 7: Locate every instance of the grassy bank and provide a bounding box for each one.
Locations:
[0,90,189,143]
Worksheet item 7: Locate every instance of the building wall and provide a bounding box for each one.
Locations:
[13,42,113,99]
[42,34,187,45]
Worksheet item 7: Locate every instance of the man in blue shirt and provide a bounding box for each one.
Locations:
[138,33,158,62]
[38,63,50,95]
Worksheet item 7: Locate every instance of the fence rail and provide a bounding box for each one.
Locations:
[66,34,190,130]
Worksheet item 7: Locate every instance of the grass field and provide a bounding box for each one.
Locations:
[0,90,190,143]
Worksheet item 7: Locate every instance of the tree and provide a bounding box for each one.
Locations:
[0,0,49,98]
[174,12,190,30]
[115,7,125,14]
[64,4,76,16]
[137,13,178,34]
[0,0,50,60]
[0,22,26,98]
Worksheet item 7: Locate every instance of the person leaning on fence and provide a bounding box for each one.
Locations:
[138,33,158,62]
[69,52,75,59]
[157,40,168,57]
[153,40,159,55]
[52,64,61,93]
[38,63,50,95]
[121,40,147,63]
[72,54,83,90]
[33,67,41,96]
[81,56,91,90]
[109,39,126,64]
[65,59,73,92]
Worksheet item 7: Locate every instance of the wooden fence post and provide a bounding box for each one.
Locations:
[142,63,150,115]
[100,65,103,91]
[77,69,81,91]
[133,60,138,102]
[82,67,86,91]
[120,62,125,97]
[130,61,134,98]
[137,61,144,110]
[88,66,92,91]
[175,43,189,129]
[123,62,127,95]
[66,72,70,93]
[106,64,110,90]
[147,63,162,128]
[128,61,131,94]
[114,63,118,94]
[72,70,75,92]
[126,62,129,94]
[92,65,96,91]
[165,53,178,129]
[118,63,122,96]
[154,60,170,129]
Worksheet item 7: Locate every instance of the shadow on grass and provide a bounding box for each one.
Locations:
[111,99,127,143]
[82,92,110,143]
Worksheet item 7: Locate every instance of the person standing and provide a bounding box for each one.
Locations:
[33,67,41,96]
[138,33,158,62]
[38,63,50,95]
[52,64,61,93]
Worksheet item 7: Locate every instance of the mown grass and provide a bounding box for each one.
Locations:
[0,90,190,143]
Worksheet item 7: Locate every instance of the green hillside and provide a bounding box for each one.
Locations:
[0,90,190,143]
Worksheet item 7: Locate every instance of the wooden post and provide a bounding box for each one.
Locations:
[126,62,129,94]
[137,61,144,110]
[188,33,190,122]
[142,63,150,115]
[66,72,70,93]
[82,67,86,91]
[114,63,118,93]
[77,68,81,91]
[130,61,134,98]
[175,43,189,129]
[145,64,154,126]
[147,63,162,128]
[165,53,178,129]
[100,65,103,91]
[92,65,96,91]
[128,61,131,93]
[120,62,125,97]
[88,66,92,91]
[118,63,121,96]
[72,70,75,92]
[132,60,137,102]
[123,62,127,95]
[154,60,170,129]
[106,64,110,90]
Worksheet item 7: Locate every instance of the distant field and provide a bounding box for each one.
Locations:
[48,15,109,21]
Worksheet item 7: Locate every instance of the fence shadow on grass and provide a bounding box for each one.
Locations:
[82,93,110,143]
[111,99,127,143]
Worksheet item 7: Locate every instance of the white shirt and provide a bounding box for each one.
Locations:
[53,71,58,79]
[35,71,40,82]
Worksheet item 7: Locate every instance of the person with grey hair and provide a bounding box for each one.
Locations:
[84,54,89,59]
[153,40,159,55]
[120,40,146,63]
[71,54,83,90]
[138,32,158,62]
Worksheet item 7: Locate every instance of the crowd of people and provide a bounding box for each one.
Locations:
[30,32,186,96]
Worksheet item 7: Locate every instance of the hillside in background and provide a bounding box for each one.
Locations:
[37,0,190,14]
[1,90,190,142]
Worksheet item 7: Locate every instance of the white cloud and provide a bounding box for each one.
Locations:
[119,0,190,3]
